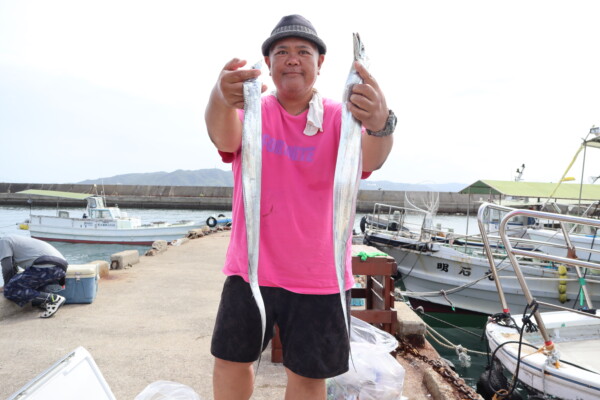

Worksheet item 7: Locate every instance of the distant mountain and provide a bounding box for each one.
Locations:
[78,169,466,192]
[78,169,234,187]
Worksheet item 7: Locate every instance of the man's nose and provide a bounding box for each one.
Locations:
[285,55,300,65]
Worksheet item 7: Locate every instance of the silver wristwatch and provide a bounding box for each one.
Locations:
[366,109,397,137]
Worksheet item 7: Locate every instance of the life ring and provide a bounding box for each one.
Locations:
[206,216,218,227]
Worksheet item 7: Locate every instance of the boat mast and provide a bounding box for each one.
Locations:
[579,126,600,214]
[514,163,525,182]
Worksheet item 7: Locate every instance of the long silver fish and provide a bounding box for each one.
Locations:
[333,33,368,338]
[242,60,266,356]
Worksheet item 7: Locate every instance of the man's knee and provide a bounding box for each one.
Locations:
[213,358,254,400]
[214,357,253,373]
[285,367,326,394]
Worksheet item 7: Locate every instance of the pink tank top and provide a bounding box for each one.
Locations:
[219,94,369,294]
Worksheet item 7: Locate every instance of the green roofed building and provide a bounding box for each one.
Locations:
[459,180,600,207]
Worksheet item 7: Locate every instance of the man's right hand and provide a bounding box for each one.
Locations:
[214,58,265,109]
[205,58,266,153]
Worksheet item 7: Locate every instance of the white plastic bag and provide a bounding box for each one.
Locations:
[327,343,405,400]
[349,316,398,353]
[134,380,202,400]
[327,318,405,400]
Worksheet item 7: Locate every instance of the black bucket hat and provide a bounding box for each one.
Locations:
[261,14,327,56]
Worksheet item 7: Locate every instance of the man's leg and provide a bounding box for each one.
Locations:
[284,367,326,400]
[213,358,254,400]
[3,267,47,306]
[211,277,274,399]
[3,266,65,307]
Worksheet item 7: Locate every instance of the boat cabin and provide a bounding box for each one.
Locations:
[85,196,126,219]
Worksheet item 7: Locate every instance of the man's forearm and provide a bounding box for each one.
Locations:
[361,134,394,172]
[205,88,243,153]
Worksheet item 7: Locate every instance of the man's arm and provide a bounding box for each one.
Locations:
[204,58,265,153]
[1,257,16,284]
[347,61,394,172]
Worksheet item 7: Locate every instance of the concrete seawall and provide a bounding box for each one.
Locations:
[0,182,490,213]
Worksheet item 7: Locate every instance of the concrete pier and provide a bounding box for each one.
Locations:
[0,182,488,213]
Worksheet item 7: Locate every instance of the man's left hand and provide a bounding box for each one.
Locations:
[347,61,389,132]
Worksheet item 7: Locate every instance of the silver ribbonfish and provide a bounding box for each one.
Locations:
[242,60,266,356]
[333,33,368,338]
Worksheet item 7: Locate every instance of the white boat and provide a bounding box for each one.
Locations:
[362,203,600,315]
[527,227,600,262]
[481,208,600,399]
[485,311,600,399]
[18,189,203,245]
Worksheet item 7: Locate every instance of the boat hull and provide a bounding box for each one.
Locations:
[486,312,600,399]
[27,215,200,245]
[366,232,600,315]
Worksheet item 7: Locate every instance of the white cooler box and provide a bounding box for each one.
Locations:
[7,346,116,400]
[58,263,99,304]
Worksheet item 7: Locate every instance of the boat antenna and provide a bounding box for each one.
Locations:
[101,179,107,204]
[514,163,525,182]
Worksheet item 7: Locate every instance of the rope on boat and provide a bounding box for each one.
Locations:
[415,306,482,338]
[399,263,513,298]
[409,306,487,367]
[423,325,486,370]
[440,290,455,311]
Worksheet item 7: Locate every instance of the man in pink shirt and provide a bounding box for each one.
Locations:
[205,14,395,400]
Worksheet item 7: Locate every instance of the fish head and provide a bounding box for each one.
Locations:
[250,60,263,71]
[352,33,366,63]
[247,60,263,84]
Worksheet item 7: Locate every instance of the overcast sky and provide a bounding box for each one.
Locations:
[1,0,600,187]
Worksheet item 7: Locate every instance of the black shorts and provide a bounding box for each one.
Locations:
[211,275,351,379]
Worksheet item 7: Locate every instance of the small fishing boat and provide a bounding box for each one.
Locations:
[481,208,600,400]
[17,189,204,245]
[362,202,600,315]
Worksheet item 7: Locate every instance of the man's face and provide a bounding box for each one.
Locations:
[265,37,324,97]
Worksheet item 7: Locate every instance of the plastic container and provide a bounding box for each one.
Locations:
[58,263,99,304]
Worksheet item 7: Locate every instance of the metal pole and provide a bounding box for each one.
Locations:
[499,211,553,347]
[579,142,587,215]
[557,221,594,309]
[477,203,512,313]
[465,188,471,237]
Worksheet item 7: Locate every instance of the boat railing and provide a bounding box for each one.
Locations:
[478,202,600,350]
[366,202,518,246]
[367,203,445,242]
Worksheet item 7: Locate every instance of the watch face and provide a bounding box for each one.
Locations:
[367,110,396,136]
[389,112,397,130]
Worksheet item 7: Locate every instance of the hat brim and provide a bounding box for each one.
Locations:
[261,31,327,56]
